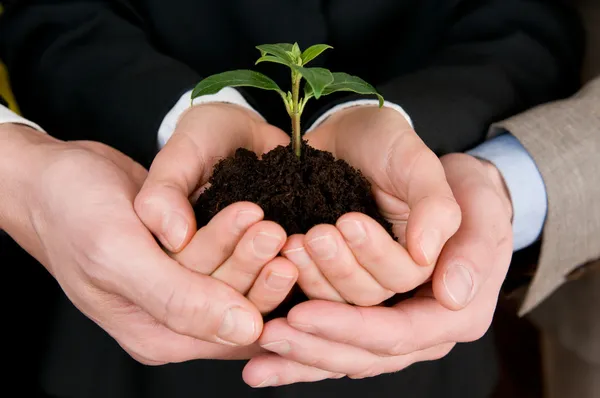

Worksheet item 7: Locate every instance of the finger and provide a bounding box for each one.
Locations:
[432,154,513,310]
[90,220,263,346]
[89,289,261,364]
[243,354,341,388]
[173,202,264,274]
[315,107,461,266]
[372,188,409,247]
[211,221,286,294]
[134,104,260,252]
[399,147,461,267]
[258,318,380,376]
[243,343,455,387]
[246,257,299,314]
[336,212,433,294]
[287,276,501,357]
[304,224,393,306]
[282,234,345,303]
[258,319,456,379]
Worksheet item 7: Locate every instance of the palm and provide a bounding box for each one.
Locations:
[35,142,264,362]
[304,106,459,266]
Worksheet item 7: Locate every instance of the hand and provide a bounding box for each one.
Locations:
[137,103,296,315]
[0,126,293,365]
[282,106,461,306]
[242,153,514,387]
[135,103,290,252]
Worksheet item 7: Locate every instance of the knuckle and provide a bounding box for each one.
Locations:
[162,284,212,336]
[121,335,178,365]
[430,344,455,361]
[386,272,422,294]
[362,244,387,266]
[79,228,123,286]
[349,365,382,380]
[435,196,462,225]
[386,340,410,357]
[463,317,493,342]
[383,308,416,356]
[386,336,416,357]
[326,263,356,281]
[350,289,393,307]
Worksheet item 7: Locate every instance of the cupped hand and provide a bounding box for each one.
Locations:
[1,127,294,366]
[242,153,514,387]
[282,106,461,306]
[135,103,290,252]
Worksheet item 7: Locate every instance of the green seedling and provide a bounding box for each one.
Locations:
[191,42,383,157]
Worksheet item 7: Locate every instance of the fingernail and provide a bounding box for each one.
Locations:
[261,340,292,355]
[266,271,294,290]
[443,264,474,307]
[253,232,282,259]
[289,322,316,333]
[162,212,188,251]
[282,247,311,268]
[235,210,263,231]
[217,306,256,345]
[338,220,367,245]
[254,375,279,388]
[420,229,441,264]
[307,235,337,260]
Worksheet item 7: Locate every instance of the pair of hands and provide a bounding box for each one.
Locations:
[0,102,513,387]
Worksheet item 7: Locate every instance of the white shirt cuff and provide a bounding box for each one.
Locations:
[467,133,548,251]
[0,105,44,132]
[157,87,263,148]
[306,99,414,132]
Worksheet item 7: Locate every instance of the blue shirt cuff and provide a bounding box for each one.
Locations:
[467,133,548,251]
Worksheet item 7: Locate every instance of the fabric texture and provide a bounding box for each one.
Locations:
[494,77,600,316]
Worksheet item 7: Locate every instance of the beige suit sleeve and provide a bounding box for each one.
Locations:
[492,76,600,316]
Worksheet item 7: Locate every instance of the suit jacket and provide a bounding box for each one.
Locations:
[0,0,582,167]
[494,0,600,364]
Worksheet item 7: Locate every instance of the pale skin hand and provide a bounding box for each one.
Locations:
[243,153,514,387]
[281,106,462,306]
[0,124,297,365]
[135,100,298,318]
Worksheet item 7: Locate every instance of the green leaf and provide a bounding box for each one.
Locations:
[293,66,334,99]
[191,70,283,99]
[301,44,333,65]
[255,44,294,65]
[305,72,384,106]
[291,42,302,58]
[255,55,291,66]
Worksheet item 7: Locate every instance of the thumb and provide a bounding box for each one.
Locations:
[135,104,258,252]
[135,133,203,252]
[432,154,513,310]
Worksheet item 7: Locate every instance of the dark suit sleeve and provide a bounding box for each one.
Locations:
[0,0,201,166]
[308,0,584,155]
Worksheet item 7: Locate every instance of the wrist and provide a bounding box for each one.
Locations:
[0,124,58,231]
[176,102,263,140]
[308,106,411,153]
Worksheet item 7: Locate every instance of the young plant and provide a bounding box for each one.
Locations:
[191,42,384,158]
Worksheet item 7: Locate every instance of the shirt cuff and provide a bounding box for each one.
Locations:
[157,87,264,148]
[467,133,548,251]
[306,99,414,133]
[0,105,44,132]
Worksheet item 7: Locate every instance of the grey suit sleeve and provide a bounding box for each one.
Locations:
[492,76,600,315]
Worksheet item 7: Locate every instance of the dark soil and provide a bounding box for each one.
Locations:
[194,142,394,237]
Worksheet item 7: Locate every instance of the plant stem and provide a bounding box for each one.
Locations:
[291,72,302,158]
